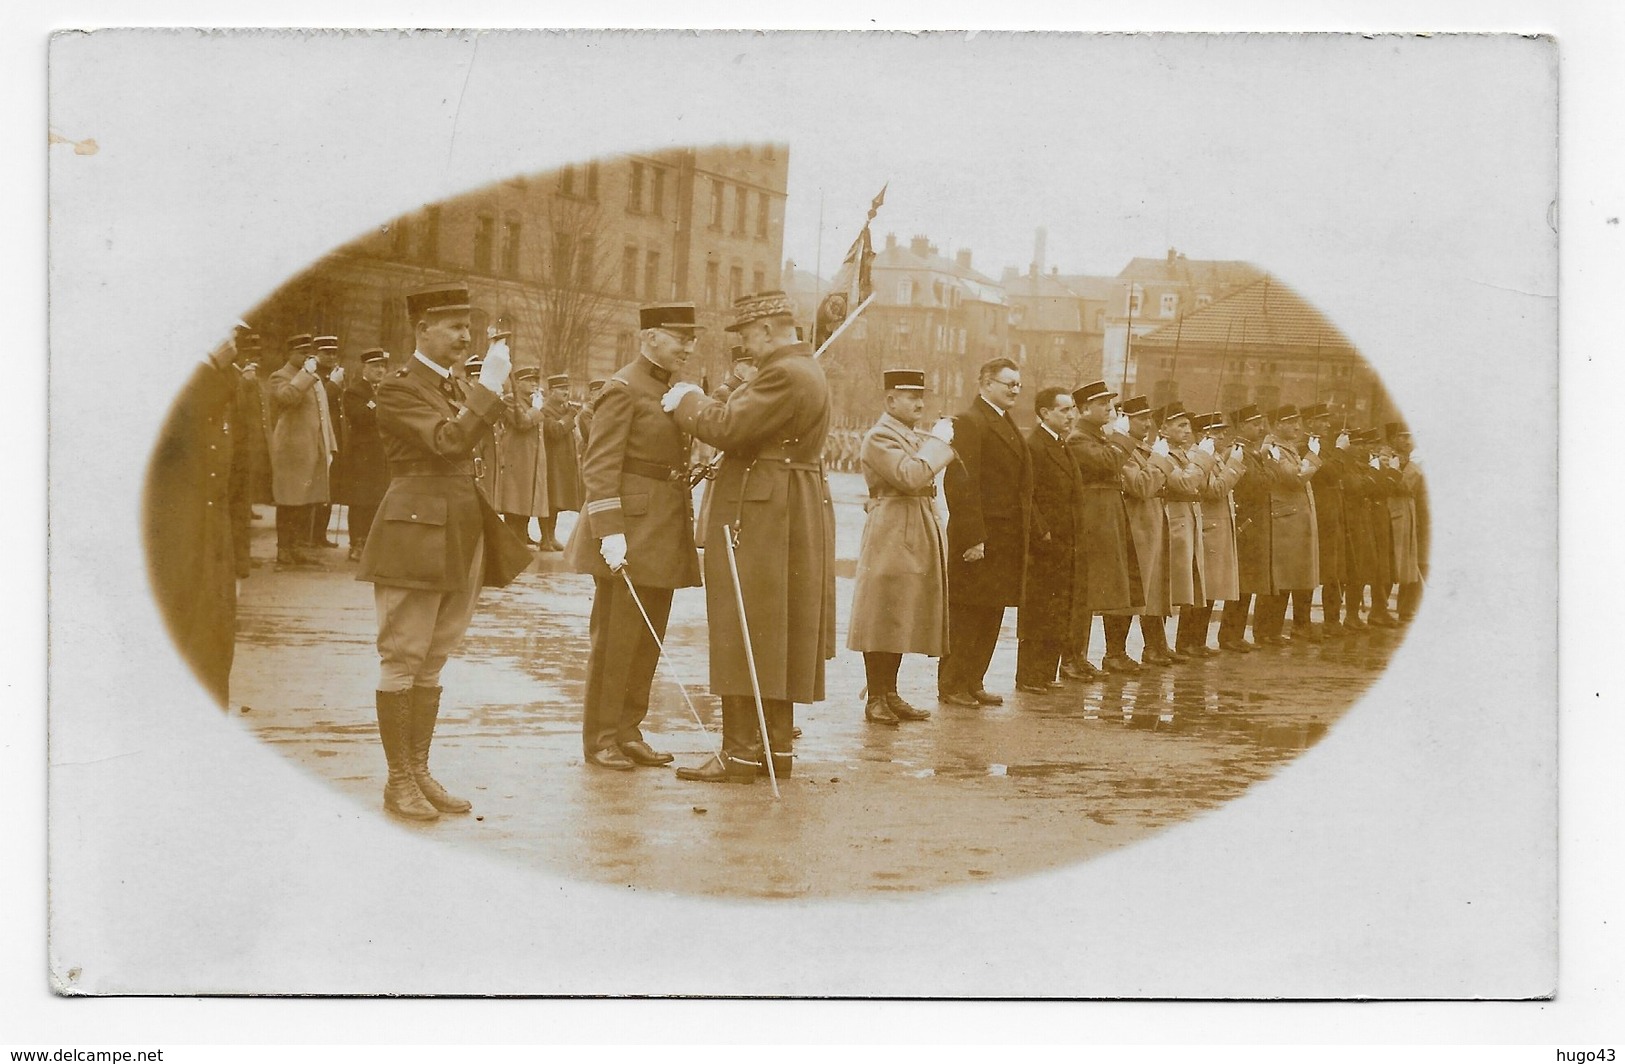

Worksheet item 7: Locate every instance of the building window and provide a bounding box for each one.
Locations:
[586,161,600,201]
[419,206,441,264]
[558,165,575,197]
[621,245,639,297]
[1094,309,1106,331]
[752,266,765,293]
[958,328,967,354]
[651,167,666,218]
[898,279,914,303]
[1197,293,1213,308]
[501,215,522,277]
[473,212,495,274]
[628,162,645,214]
[644,250,661,301]
[1128,284,1143,317]
[756,194,770,239]
[735,187,749,236]
[1160,292,1178,318]
[710,180,725,229]
[728,265,743,304]
[704,261,720,307]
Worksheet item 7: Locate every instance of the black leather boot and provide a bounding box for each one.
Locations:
[677,696,760,783]
[375,690,437,820]
[408,686,471,813]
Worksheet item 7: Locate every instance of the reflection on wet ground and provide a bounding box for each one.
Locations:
[229,474,1407,899]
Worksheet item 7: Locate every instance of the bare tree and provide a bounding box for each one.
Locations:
[520,195,621,384]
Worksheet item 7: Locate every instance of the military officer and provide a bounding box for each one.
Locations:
[461,351,502,505]
[1155,403,1209,663]
[1063,381,1140,676]
[495,364,550,547]
[309,335,347,548]
[1386,422,1426,622]
[355,282,534,820]
[1016,386,1086,693]
[664,290,837,784]
[1217,405,1277,650]
[1304,403,1352,635]
[1252,405,1323,645]
[576,378,609,451]
[939,357,1032,706]
[538,373,583,551]
[228,330,272,578]
[562,302,704,770]
[266,333,337,568]
[1179,411,1247,655]
[339,349,392,561]
[848,369,956,725]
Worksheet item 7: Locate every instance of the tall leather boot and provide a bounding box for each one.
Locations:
[375,690,437,820]
[407,686,471,813]
[762,699,794,779]
[676,696,760,783]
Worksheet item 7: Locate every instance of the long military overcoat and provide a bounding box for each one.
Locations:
[336,379,390,509]
[1112,440,1172,616]
[943,398,1033,608]
[496,400,551,518]
[1267,443,1322,592]
[673,340,837,703]
[1161,446,1208,610]
[1018,426,1087,644]
[1189,444,1246,602]
[1311,447,1350,585]
[356,358,532,592]
[1386,462,1423,584]
[1067,422,1141,614]
[266,361,335,506]
[563,356,702,590]
[846,413,954,656]
[234,370,274,505]
[1234,445,1278,597]
[542,398,584,512]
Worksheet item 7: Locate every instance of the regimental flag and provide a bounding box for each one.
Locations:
[815,185,886,350]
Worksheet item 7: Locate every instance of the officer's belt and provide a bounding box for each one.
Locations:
[751,447,823,472]
[622,457,687,482]
[389,459,476,477]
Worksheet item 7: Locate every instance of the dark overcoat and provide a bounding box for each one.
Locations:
[234,370,274,505]
[847,413,954,656]
[1233,445,1278,597]
[943,398,1033,608]
[1018,426,1087,643]
[355,358,532,592]
[542,398,584,512]
[1311,447,1350,585]
[1113,440,1172,616]
[673,340,837,703]
[1067,422,1141,613]
[335,379,390,509]
[145,361,237,705]
[563,356,702,589]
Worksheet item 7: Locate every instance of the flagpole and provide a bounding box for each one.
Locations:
[1119,283,1136,395]
[812,190,825,338]
[813,293,876,360]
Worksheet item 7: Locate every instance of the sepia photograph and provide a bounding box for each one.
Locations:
[35,19,1578,1025]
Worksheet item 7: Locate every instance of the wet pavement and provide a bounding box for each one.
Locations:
[228,472,1408,899]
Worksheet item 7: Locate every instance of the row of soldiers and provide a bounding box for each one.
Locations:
[224,330,603,572]
[849,358,1429,724]
[821,427,867,474]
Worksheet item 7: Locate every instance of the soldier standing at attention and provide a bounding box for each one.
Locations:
[538,374,583,551]
[339,349,392,562]
[496,363,550,548]
[1064,381,1141,676]
[355,282,533,820]
[309,335,347,549]
[267,333,336,569]
[563,302,704,771]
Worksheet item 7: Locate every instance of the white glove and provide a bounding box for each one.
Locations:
[329,366,345,387]
[1151,437,1171,457]
[1369,455,1381,470]
[1268,444,1281,461]
[303,356,318,376]
[1107,414,1130,436]
[1300,459,1314,476]
[929,417,955,444]
[1307,435,1320,455]
[531,390,544,411]
[661,381,703,412]
[478,341,512,391]
[1197,436,1216,456]
[1335,432,1350,450]
[599,533,627,571]
[1388,454,1401,470]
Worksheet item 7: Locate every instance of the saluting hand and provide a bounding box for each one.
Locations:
[929,417,955,444]
[303,356,319,376]
[1197,436,1216,456]
[1307,434,1320,455]
[330,366,345,387]
[479,340,512,391]
[963,542,986,562]
[1369,455,1382,470]
[1335,432,1351,450]
[531,390,544,411]
[1151,437,1171,457]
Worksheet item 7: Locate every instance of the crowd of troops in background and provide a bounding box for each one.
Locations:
[146,292,1427,814]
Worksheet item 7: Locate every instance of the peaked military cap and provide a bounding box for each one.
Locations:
[1301,402,1330,422]
[314,335,339,351]
[1198,410,1228,431]
[1072,380,1117,405]
[1273,404,1301,423]
[286,333,314,351]
[723,290,795,333]
[640,301,702,332]
[1118,395,1152,417]
[546,373,570,389]
[406,282,471,320]
[360,348,389,365]
[883,369,927,391]
[1235,404,1266,423]
[513,365,541,381]
[1161,401,1191,424]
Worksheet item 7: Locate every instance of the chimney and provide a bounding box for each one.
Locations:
[909,234,931,257]
[1166,247,1177,267]
[885,232,897,251]
[1034,227,1047,274]
[1002,266,1019,283]
[955,248,972,270]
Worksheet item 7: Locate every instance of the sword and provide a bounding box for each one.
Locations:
[721,523,781,798]
[617,567,722,764]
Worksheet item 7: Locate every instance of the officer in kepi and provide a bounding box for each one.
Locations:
[355,282,533,820]
[563,302,704,771]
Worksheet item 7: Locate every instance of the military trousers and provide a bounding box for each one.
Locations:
[581,575,672,756]
[373,538,485,692]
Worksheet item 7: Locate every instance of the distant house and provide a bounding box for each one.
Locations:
[1101,249,1264,394]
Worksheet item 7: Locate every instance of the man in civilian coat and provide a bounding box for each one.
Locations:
[538,373,582,551]
[666,291,837,784]
[1064,381,1140,676]
[496,363,550,547]
[1016,386,1086,693]
[355,282,534,820]
[267,333,337,568]
[338,349,393,562]
[938,357,1032,707]
[563,302,704,771]
[847,369,956,725]
[1180,411,1248,655]
[1252,405,1323,645]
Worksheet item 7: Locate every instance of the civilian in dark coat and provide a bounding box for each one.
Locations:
[1016,387,1086,692]
[1305,405,1351,633]
[145,341,239,706]
[939,357,1032,706]
[1218,405,1283,650]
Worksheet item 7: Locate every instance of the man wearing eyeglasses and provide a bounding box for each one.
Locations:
[563,302,704,771]
[939,357,1033,708]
